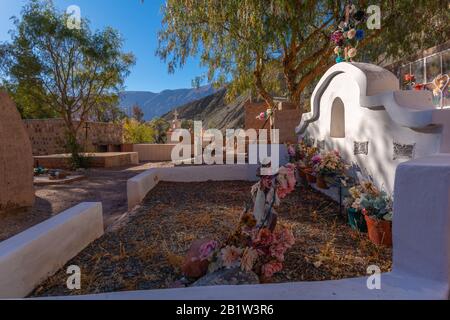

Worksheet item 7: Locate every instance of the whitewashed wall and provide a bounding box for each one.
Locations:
[298,63,449,193]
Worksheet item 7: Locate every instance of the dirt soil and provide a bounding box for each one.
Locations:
[0,162,172,242]
[30,181,392,297]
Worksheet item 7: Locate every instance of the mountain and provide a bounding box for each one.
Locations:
[162,88,248,130]
[119,85,218,120]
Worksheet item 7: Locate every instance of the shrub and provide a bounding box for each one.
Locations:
[123,119,155,144]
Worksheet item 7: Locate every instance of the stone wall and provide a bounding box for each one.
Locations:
[245,101,301,144]
[244,101,271,132]
[0,92,35,214]
[272,106,301,144]
[23,119,124,155]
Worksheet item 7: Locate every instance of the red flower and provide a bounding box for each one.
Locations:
[404,74,415,83]
[413,83,424,91]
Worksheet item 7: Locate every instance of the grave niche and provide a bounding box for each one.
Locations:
[0,91,35,214]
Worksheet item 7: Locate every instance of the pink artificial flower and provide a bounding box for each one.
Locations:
[276,165,296,199]
[330,30,344,45]
[269,243,287,261]
[312,154,322,164]
[199,240,218,260]
[274,228,295,247]
[261,261,283,278]
[276,187,290,199]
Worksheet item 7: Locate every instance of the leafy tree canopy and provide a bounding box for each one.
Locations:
[0,0,135,147]
[157,0,449,110]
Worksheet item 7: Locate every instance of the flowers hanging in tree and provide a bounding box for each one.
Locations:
[331,2,367,63]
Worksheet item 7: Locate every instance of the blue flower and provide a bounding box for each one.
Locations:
[355,29,364,41]
[335,56,345,63]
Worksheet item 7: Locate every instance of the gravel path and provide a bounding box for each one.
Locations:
[0,162,172,242]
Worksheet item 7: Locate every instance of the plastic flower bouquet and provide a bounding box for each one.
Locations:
[360,190,393,221]
[313,150,346,177]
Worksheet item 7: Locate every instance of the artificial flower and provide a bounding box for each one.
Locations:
[276,164,296,199]
[274,227,295,247]
[334,46,341,55]
[355,29,364,41]
[199,240,219,260]
[221,245,242,268]
[330,30,344,45]
[240,247,259,272]
[404,74,415,83]
[261,261,283,278]
[252,228,274,246]
[311,154,322,165]
[269,243,287,261]
[414,83,425,91]
[347,47,357,58]
[347,29,356,39]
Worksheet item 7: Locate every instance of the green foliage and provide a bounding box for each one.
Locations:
[148,117,170,144]
[64,133,90,169]
[157,0,449,108]
[123,118,155,144]
[181,119,194,130]
[0,0,135,146]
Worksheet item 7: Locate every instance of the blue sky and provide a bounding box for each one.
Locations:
[0,0,206,92]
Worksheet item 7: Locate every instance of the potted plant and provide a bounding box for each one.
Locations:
[313,150,346,189]
[359,183,393,247]
[344,185,367,232]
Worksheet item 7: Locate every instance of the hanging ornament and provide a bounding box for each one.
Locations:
[330,2,366,64]
[355,29,365,41]
[347,47,358,58]
[347,29,356,39]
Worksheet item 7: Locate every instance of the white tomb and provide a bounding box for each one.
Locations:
[297,62,450,193]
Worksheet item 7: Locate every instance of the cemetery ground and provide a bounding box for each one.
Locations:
[0,161,173,242]
[30,180,392,297]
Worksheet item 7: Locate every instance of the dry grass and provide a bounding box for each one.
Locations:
[30,181,392,297]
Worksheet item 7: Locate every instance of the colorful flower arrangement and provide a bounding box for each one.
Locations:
[344,181,393,221]
[184,163,297,282]
[312,150,347,177]
[331,3,366,63]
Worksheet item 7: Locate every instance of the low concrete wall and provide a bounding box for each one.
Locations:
[127,164,259,209]
[52,154,450,300]
[34,152,139,169]
[133,144,176,162]
[0,202,104,298]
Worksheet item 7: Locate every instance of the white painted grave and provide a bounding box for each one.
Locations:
[297,62,450,193]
